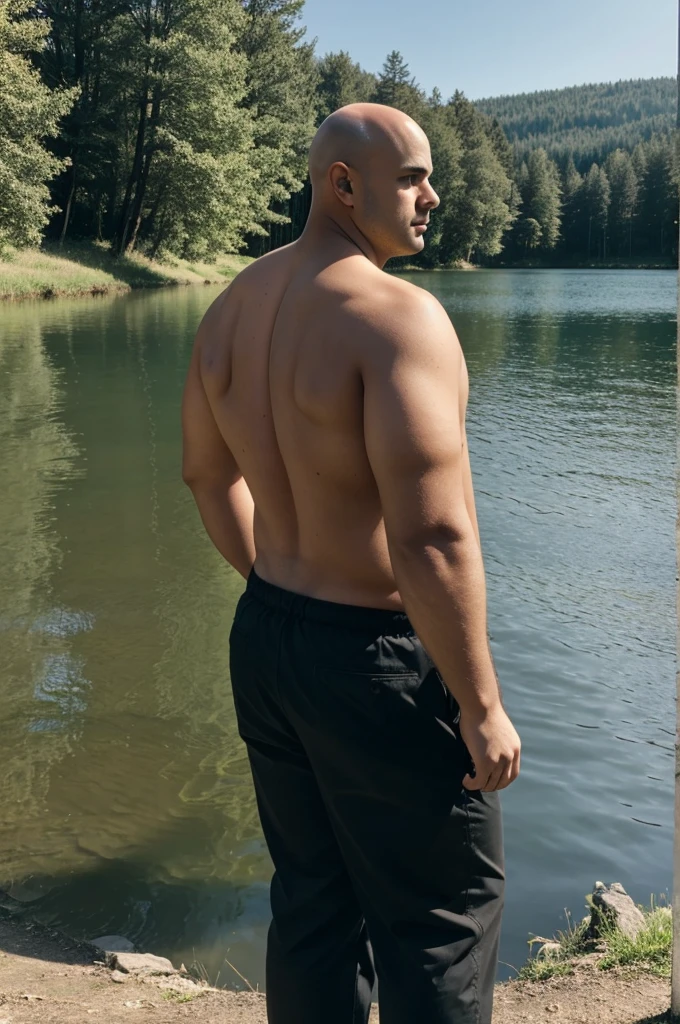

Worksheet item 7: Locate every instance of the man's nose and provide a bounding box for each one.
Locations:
[422,182,440,209]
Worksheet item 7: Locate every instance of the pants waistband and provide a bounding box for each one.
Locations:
[245,567,414,634]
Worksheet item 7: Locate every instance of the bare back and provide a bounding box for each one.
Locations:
[194,243,474,610]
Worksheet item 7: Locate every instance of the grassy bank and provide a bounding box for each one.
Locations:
[5,246,671,301]
[0,242,252,301]
[519,896,672,983]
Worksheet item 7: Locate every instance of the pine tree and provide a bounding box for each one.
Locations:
[560,155,584,253]
[441,94,515,262]
[635,134,677,257]
[316,51,376,121]
[516,217,543,250]
[584,164,610,259]
[521,149,562,249]
[415,101,465,266]
[486,117,514,178]
[631,141,647,182]
[0,0,75,249]
[374,51,415,109]
[237,0,318,253]
[604,149,639,257]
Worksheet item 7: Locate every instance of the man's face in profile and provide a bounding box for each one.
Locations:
[358,128,440,261]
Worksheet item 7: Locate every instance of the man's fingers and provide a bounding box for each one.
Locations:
[486,759,512,792]
[490,761,514,791]
[491,751,522,792]
[461,738,522,793]
[463,755,519,793]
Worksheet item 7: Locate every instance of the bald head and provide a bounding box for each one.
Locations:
[308,103,427,189]
[304,102,439,265]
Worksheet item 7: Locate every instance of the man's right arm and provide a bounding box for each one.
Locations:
[360,288,520,793]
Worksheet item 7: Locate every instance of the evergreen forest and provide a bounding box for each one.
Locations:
[1,0,677,268]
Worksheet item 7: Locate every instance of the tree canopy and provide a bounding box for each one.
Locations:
[1,4,676,267]
[0,0,75,249]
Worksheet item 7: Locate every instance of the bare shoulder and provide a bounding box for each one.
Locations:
[349,266,461,368]
[228,244,292,292]
[195,247,292,348]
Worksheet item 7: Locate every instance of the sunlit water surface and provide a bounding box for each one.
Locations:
[0,268,675,986]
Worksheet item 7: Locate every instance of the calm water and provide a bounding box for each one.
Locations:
[0,269,675,987]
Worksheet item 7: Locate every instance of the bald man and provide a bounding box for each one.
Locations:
[182,103,521,1024]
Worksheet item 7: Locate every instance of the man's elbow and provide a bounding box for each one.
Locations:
[182,461,198,488]
[388,520,477,561]
[182,461,211,490]
[181,462,239,491]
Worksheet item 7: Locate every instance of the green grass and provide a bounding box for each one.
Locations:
[598,905,672,977]
[0,241,252,300]
[517,896,672,982]
[517,911,592,981]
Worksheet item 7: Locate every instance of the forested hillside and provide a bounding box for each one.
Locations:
[0,0,676,269]
[265,55,678,267]
[475,78,675,171]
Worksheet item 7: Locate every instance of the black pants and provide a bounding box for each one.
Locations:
[229,568,505,1024]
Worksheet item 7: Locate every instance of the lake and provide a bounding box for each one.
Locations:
[0,268,675,987]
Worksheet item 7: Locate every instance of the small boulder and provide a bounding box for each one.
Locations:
[112,952,176,976]
[588,881,645,941]
[90,935,135,954]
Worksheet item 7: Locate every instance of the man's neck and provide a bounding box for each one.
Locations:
[299,212,386,269]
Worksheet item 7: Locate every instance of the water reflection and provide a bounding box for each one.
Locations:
[0,272,675,987]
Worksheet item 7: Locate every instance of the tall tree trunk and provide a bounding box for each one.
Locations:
[59,163,77,245]
[148,206,169,260]
[57,0,85,245]
[125,148,152,254]
[126,88,162,253]
[145,180,169,258]
[114,2,153,255]
[115,94,149,255]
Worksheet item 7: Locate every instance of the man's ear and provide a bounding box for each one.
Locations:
[329,162,354,206]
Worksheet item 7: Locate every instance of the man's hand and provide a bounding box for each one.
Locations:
[459,704,521,792]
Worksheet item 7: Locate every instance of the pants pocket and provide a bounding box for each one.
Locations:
[313,664,420,728]
[313,663,460,749]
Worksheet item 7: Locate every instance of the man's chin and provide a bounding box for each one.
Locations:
[397,236,426,258]
[383,235,426,263]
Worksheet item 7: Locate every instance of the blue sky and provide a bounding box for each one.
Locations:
[299,0,677,101]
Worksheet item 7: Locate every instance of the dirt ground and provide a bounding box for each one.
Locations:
[0,915,671,1024]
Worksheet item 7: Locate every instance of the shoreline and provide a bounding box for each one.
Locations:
[394,260,676,272]
[0,243,251,302]
[0,884,670,1024]
[2,246,674,304]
